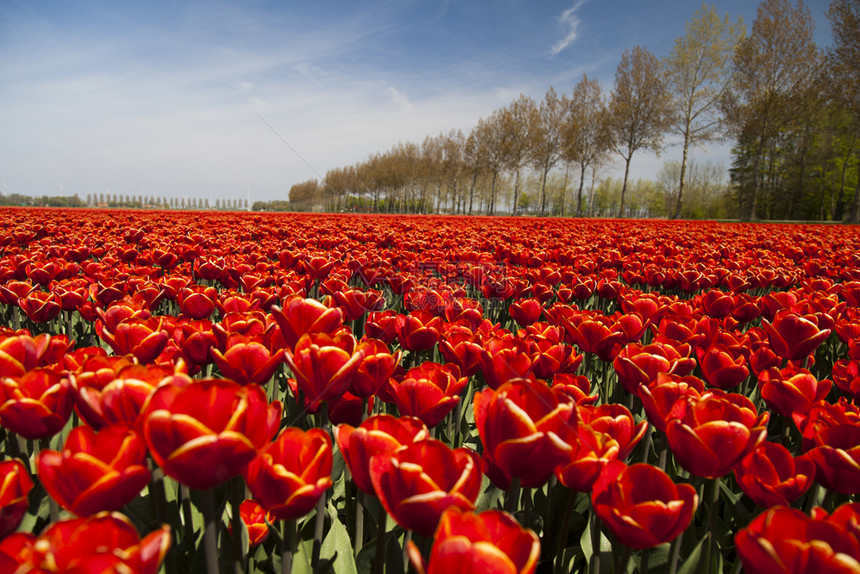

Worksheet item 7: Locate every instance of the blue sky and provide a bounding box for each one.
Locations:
[0,0,834,204]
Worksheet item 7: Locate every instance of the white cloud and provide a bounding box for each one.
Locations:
[551,1,585,56]
[385,86,412,111]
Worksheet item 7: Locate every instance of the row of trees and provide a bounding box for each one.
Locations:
[288,0,859,222]
[82,194,250,211]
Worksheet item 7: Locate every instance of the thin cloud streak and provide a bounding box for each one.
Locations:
[551,1,585,56]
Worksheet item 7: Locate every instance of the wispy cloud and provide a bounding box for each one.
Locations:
[551,1,586,56]
[385,86,412,111]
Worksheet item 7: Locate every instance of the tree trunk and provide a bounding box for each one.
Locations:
[577,163,587,216]
[559,164,570,217]
[512,169,521,216]
[468,168,478,215]
[489,171,498,216]
[588,164,597,217]
[672,138,690,220]
[850,154,860,224]
[539,167,550,216]
[747,135,766,221]
[618,155,632,218]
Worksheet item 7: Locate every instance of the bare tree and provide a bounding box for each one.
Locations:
[472,111,507,215]
[565,73,611,216]
[607,46,674,217]
[530,87,569,215]
[664,4,744,219]
[498,94,537,216]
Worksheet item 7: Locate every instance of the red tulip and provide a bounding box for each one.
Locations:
[613,342,695,395]
[474,379,576,489]
[833,359,860,402]
[99,317,170,364]
[509,298,543,327]
[350,338,401,398]
[174,318,218,367]
[0,280,37,306]
[334,414,429,495]
[0,333,50,378]
[370,439,481,536]
[365,310,398,345]
[759,365,832,420]
[395,310,442,352]
[700,289,734,318]
[527,337,577,379]
[592,461,698,549]
[17,290,61,323]
[805,423,860,495]
[74,360,184,431]
[2,512,171,574]
[439,330,484,378]
[555,403,646,492]
[443,297,484,330]
[142,378,281,489]
[0,460,33,537]
[563,314,624,361]
[233,499,274,547]
[551,373,598,405]
[666,389,768,478]
[176,285,218,319]
[0,368,74,440]
[733,440,815,508]
[271,296,344,350]
[408,508,541,574]
[696,344,749,390]
[38,424,150,516]
[763,309,831,362]
[735,505,860,574]
[577,403,647,459]
[386,361,467,428]
[243,427,333,521]
[211,334,284,386]
[285,332,363,409]
[332,288,385,321]
[478,337,535,390]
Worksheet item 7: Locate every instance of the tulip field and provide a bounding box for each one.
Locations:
[1,207,859,573]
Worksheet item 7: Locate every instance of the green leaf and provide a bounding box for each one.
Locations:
[322,501,358,574]
[474,474,503,512]
[580,517,612,574]
[677,533,707,574]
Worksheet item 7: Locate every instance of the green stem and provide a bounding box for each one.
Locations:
[667,529,685,574]
[180,485,196,548]
[589,508,601,574]
[728,554,743,574]
[231,476,246,574]
[282,519,296,574]
[148,465,177,574]
[402,529,413,571]
[37,438,59,522]
[640,547,650,574]
[505,476,522,515]
[554,490,575,574]
[200,488,220,574]
[639,424,653,464]
[706,476,721,573]
[804,483,821,513]
[312,495,326,574]
[616,545,632,574]
[373,504,387,574]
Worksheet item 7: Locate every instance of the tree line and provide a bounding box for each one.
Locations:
[287,0,860,223]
